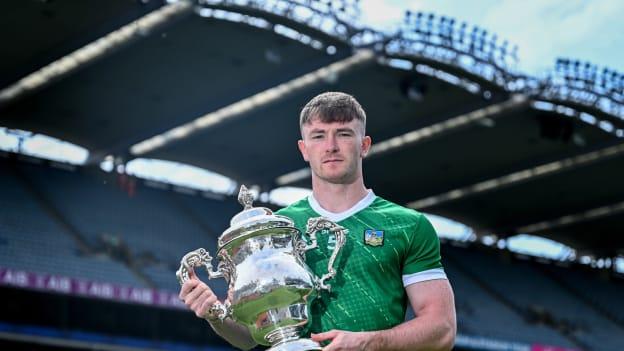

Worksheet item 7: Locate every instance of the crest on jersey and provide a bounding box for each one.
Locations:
[364,229,384,247]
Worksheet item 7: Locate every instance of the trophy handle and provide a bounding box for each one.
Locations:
[302,217,347,291]
[176,248,232,321]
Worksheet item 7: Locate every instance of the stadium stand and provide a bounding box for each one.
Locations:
[541,263,624,326]
[1,156,235,291]
[443,244,624,351]
[0,159,143,287]
[442,255,577,348]
[18,161,213,263]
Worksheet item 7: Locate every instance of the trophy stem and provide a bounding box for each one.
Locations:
[265,326,322,351]
[266,326,301,345]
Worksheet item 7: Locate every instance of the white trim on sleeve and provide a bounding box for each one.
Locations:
[402,268,447,287]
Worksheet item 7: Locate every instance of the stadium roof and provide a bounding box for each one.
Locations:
[1,0,623,256]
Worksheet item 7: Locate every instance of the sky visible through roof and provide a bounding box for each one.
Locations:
[1,0,622,268]
[359,0,624,75]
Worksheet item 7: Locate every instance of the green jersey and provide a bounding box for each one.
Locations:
[276,191,446,334]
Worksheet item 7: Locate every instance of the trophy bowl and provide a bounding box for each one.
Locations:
[176,185,347,351]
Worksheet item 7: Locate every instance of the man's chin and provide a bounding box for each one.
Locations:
[319,173,356,185]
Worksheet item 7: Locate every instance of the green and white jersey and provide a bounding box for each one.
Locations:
[276,190,446,334]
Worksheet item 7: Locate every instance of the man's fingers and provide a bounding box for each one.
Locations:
[316,331,342,351]
[188,267,197,279]
[311,330,340,342]
[189,288,209,311]
[199,293,219,316]
[179,279,199,299]
[184,282,211,305]
[190,289,214,313]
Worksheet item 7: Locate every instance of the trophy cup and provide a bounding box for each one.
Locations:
[176,185,347,351]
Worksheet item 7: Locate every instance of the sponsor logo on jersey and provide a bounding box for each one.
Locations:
[364,229,384,246]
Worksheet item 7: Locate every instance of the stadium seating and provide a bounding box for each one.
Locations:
[0,160,143,287]
[17,162,213,263]
[442,254,577,347]
[542,264,624,325]
[443,244,624,351]
[2,158,240,291]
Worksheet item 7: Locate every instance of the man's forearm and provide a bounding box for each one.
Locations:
[366,315,455,351]
[208,318,257,350]
[367,318,454,351]
[363,278,456,351]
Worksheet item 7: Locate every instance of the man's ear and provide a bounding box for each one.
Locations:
[298,139,309,162]
[361,135,372,158]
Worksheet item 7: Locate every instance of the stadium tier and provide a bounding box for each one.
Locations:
[542,264,624,325]
[0,159,144,287]
[1,157,623,350]
[442,245,624,351]
[442,257,576,348]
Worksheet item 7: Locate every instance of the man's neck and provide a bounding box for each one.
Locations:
[311,178,369,213]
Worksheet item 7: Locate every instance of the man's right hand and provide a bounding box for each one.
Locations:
[179,268,219,319]
[178,268,257,350]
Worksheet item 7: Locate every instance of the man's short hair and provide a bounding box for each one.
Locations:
[299,92,366,133]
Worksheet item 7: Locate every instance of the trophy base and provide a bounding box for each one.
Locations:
[267,338,322,351]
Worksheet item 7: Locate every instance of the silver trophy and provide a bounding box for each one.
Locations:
[176,185,347,351]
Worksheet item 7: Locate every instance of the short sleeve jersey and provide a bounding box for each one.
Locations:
[275,191,446,334]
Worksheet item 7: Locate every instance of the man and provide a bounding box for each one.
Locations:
[180,92,456,350]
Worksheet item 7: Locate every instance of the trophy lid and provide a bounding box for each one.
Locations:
[218,185,297,250]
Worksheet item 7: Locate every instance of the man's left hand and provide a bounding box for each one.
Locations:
[311,330,376,351]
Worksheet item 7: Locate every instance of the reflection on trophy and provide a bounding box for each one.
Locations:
[176,185,347,351]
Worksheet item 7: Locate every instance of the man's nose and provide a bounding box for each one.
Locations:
[325,135,339,153]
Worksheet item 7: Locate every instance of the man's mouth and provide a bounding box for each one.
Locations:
[323,159,343,164]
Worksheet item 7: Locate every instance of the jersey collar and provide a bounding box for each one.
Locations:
[307,189,376,223]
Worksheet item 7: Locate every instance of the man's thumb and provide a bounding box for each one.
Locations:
[311,330,339,342]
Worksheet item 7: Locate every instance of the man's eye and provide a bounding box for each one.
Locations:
[311,135,323,139]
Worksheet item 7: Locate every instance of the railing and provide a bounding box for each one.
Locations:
[381,11,520,90]
[194,0,362,42]
[536,58,624,121]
